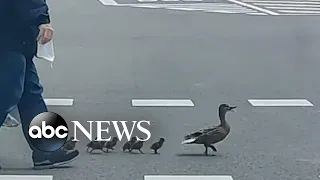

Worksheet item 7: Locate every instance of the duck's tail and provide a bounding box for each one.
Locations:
[181,138,197,144]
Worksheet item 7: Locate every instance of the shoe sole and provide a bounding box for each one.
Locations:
[33,153,79,170]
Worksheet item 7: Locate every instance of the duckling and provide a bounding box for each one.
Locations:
[89,141,107,154]
[129,138,144,154]
[86,138,107,154]
[150,138,165,154]
[104,137,118,152]
[122,137,137,152]
[86,137,98,152]
[181,104,236,156]
[62,136,77,151]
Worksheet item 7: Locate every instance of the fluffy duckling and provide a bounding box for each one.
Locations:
[129,138,144,154]
[86,137,107,154]
[181,104,236,156]
[122,137,137,152]
[104,137,118,152]
[150,138,165,154]
[86,137,97,152]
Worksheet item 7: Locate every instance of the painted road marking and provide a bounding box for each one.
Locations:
[44,98,74,106]
[144,175,234,180]
[98,0,270,15]
[247,12,268,14]
[263,4,320,7]
[255,3,320,6]
[98,0,118,5]
[0,175,53,180]
[138,0,158,2]
[225,0,279,14]
[248,99,314,107]
[244,0,320,4]
[279,9,320,13]
[116,3,262,14]
[267,6,320,10]
[132,99,195,107]
[241,0,320,15]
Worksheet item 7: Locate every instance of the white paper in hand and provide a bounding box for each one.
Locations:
[36,40,55,68]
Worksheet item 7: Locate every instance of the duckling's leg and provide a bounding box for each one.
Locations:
[139,149,144,154]
[86,147,90,152]
[89,149,95,154]
[155,149,160,154]
[102,149,108,153]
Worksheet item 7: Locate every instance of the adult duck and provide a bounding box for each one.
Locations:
[181,104,236,156]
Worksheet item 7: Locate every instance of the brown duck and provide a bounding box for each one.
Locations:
[181,104,236,156]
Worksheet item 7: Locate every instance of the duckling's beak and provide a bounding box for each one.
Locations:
[229,106,237,112]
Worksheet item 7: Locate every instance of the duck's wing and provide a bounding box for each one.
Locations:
[181,126,216,144]
[184,126,216,139]
[194,125,227,143]
[199,126,223,137]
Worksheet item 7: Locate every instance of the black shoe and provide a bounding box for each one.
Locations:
[32,149,79,170]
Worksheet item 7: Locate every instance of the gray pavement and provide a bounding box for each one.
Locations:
[1,0,320,179]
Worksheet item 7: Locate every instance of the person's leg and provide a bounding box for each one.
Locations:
[0,52,27,170]
[17,55,79,170]
[0,52,26,127]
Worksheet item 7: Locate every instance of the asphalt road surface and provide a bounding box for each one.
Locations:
[1,0,320,180]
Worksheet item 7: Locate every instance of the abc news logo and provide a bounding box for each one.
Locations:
[28,112,151,152]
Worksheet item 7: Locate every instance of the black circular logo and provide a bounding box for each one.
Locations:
[28,112,68,152]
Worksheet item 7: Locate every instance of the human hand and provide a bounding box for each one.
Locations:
[37,23,54,44]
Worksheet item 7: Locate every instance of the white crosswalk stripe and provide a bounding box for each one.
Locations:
[144,175,234,180]
[137,0,204,1]
[137,0,205,1]
[120,3,267,14]
[241,0,320,15]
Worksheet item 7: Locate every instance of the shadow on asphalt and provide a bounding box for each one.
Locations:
[0,166,73,171]
[175,153,217,157]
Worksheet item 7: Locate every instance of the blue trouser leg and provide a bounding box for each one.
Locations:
[0,51,48,154]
